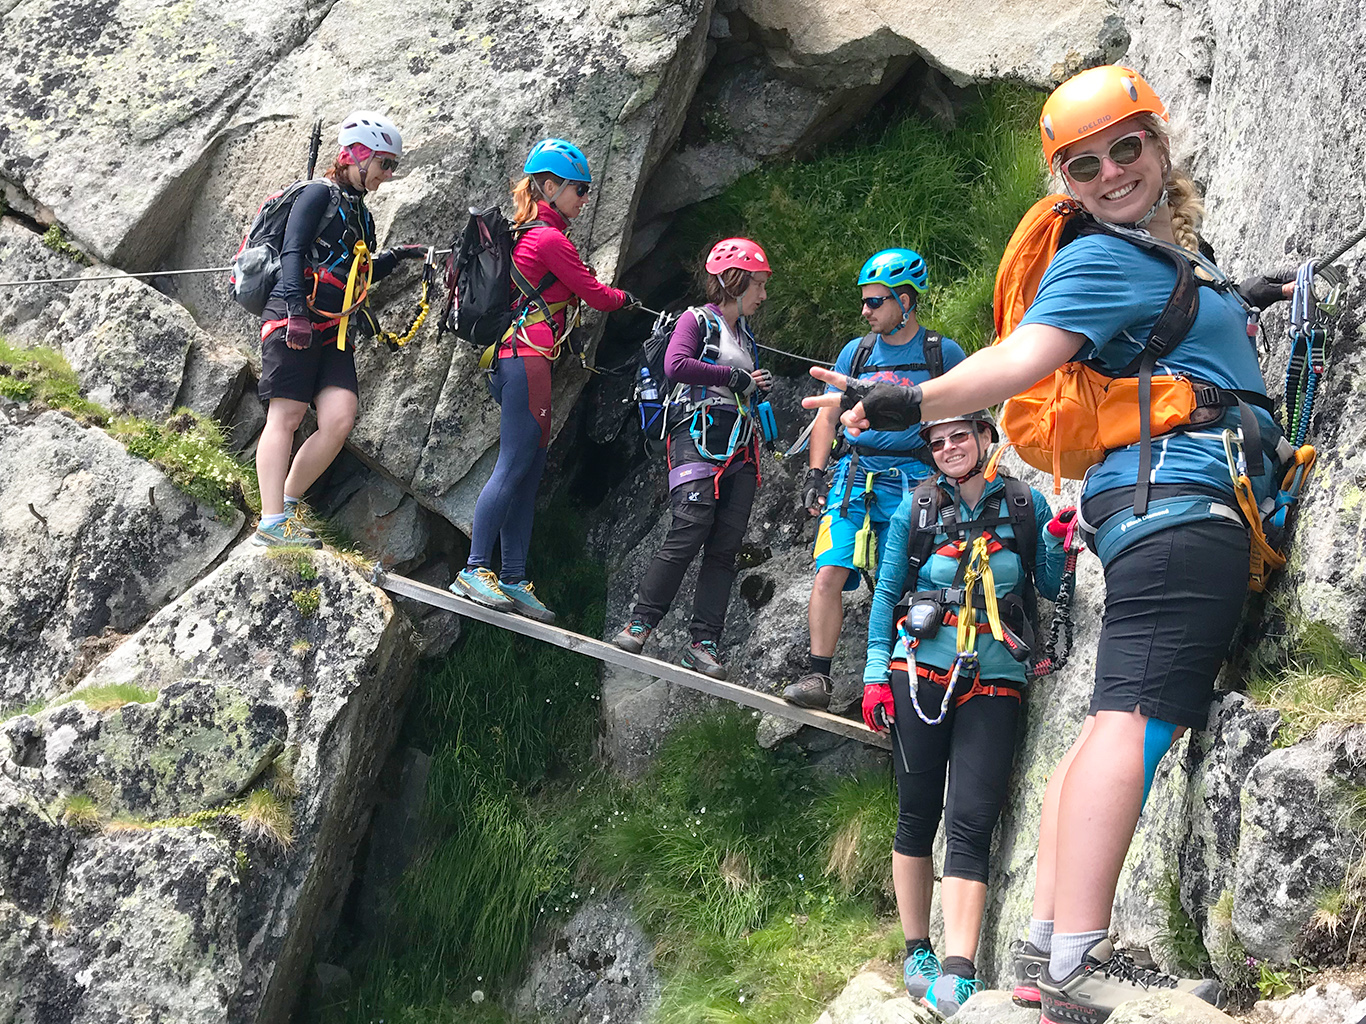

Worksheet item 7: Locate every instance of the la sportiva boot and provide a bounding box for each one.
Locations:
[499,580,556,623]
[903,947,941,1001]
[925,974,983,1017]
[1040,938,1224,1024]
[613,619,654,654]
[451,567,516,612]
[681,639,727,680]
[1011,939,1050,1008]
[781,673,834,708]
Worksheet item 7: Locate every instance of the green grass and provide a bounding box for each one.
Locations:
[0,340,257,519]
[53,682,159,714]
[42,224,89,265]
[671,84,1045,361]
[1156,872,1210,975]
[1248,621,1366,744]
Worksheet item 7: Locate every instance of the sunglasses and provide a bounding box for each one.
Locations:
[1061,131,1147,183]
[862,295,895,310]
[378,157,400,172]
[573,182,591,197]
[928,428,977,453]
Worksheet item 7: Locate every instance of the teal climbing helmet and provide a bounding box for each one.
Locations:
[525,138,592,182]
[858,248,929,293]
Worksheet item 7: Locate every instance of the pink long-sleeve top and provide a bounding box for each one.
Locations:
[664,305,735,387]
[504,201,629,359]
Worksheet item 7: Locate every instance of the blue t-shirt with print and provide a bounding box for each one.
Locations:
[826,326,967,479]
[1018,233,1276,505]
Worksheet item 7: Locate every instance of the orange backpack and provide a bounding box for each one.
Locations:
[992,195,1271,514]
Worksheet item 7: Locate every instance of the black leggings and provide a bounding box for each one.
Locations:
[889,669,1021,884]
[631,465,757,642]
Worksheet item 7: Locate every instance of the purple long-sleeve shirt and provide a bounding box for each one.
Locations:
[664,305,735,386]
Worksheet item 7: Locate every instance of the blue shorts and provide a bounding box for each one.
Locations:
[813,458,920,591]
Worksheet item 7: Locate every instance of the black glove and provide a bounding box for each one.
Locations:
[1237,269,1294,310]
[750,368,774,394]
[841,380,922,431]
[801,466,830,515]
[620,290,642,310]
[727,366,758,398]
[391,244,429,261]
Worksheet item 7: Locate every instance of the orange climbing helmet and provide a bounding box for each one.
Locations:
[1039,65,1168,167]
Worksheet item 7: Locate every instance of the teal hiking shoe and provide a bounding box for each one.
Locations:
[926,974,982,1017]
[250,518,322,549]
[904,947,941,1001]
[613,618,653,654]
[451,567,516,612]
[499,580,555,624]
[680,639,727,680]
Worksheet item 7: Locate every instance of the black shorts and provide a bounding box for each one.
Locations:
[258,302,357,404]
[1086,488,1250,728]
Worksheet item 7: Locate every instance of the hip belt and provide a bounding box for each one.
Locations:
[1083,495,1244,565]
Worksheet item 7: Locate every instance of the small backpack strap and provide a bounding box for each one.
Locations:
[849,332,878,379]
[1001,475,1038,629]
[923,330,944,378]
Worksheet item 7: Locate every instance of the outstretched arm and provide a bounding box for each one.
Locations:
[803,322,1087,435]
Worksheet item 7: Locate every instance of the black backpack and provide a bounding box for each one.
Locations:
[440,207,553,348]
[230,179,341,316]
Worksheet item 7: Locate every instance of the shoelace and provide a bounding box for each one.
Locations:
[953,976,983,1000]
[695,639,721,658]
[282,518,312,540]
[908,948,941,981]
[627,620,650,636]
[471,568,503,588]
[1095,950,1179,990]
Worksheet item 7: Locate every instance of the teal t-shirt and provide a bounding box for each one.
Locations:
[1018,233,1276,504]
[826,326,967,479]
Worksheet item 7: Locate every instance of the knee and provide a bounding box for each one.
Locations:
[894,810,937,858]
[266,403,307,434]
[316,408,356,442]
[812,566,848,600]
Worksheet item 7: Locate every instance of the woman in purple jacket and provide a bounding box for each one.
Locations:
[612,238,775,680]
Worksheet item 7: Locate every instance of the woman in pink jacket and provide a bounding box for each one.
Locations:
[451,138,636,622]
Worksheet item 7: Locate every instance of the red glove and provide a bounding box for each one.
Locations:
[1046,507,1077,540]
[285,315,313,350]
[862,683,894,732]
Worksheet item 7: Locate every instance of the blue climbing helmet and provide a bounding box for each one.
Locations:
[858,248,929,293]
[524,138,592,182]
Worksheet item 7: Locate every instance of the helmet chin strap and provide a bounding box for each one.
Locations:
[885,292,911,336]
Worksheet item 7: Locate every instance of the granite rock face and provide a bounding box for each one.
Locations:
[0,546,420,1024]
[0,408,242,709]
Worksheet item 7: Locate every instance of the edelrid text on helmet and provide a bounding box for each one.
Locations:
[338,111,403,157]
[705,238,770,276]
[1039,65,1167,167]
[858,248,929,293]
[525,138,592,182]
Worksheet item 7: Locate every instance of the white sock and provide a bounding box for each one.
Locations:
[1028,918,1054,953]
[283,494,301,507]
[1050,929,1107,981]
[261,512,289,528]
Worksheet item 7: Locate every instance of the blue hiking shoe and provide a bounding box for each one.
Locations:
[680,639,727,680]
[926,974,982,1017]
[451,567,516,612]
[499,580,556,624]
[904,947,942,1001]
[250,518,322,549]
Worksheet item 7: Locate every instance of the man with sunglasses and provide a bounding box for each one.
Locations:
[782,248,965,711]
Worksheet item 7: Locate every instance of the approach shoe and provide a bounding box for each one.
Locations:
[613,619,654,654]
[681,639,728,680]
[1039,938,1224,1024]
[498,580,556,623]
[925,974,982,1017]
[450,567,516,612]
[781,672,834,709]
[250,518,322,549]
[1012,939,1049,1008]
[903,947,942,1001]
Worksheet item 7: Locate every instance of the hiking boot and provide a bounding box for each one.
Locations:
[681,639,728,680]
[498,580,555,624]
[250,518,322,549]
[903,947,942,1001]
[925,974,982,1017]
[1039,938,1225,1024]
[450,567,516,612]
[613,619,654,654]
[1012,940,1049,1008]
[781,672,833,709]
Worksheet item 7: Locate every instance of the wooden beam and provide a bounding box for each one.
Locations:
[376,570,890,749]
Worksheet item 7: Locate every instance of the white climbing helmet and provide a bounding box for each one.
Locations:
[338,111,403,157]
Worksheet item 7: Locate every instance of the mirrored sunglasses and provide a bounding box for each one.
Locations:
[1061,131,1147,184]
[862,295,893,310]
[928,429,977,453]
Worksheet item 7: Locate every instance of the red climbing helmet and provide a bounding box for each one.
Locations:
[705,237,771,276]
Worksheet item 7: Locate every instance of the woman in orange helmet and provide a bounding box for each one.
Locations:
[802,65,1292,1023]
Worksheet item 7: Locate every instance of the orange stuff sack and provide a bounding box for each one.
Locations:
[992,195,1207,493]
